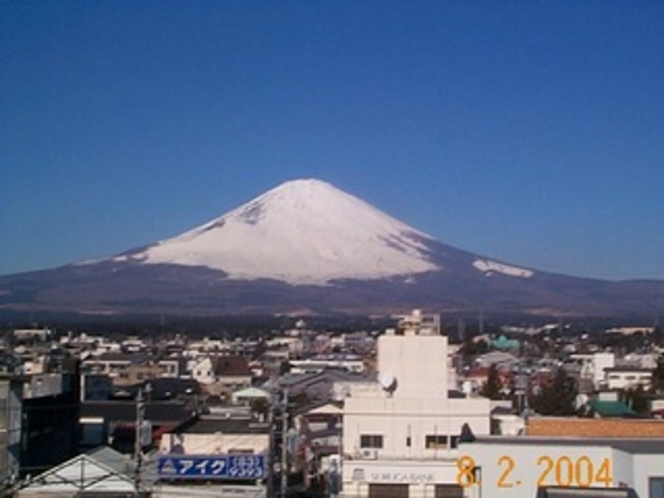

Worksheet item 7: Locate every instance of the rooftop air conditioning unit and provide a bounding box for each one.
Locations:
[361,449,378,460]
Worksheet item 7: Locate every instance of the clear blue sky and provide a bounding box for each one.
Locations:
[2,1,663,280]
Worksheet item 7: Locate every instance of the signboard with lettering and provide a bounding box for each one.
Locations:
[157,454,266,480]
[345,462,458,485]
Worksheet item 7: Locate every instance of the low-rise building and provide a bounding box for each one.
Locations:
[605,366,653,390]
[156,415,270,497]
[460,436,664,498]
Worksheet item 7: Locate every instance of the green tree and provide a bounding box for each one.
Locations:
[530,367,578,416]
[625,385,650,414]
[480,364,503,400]
[651,356,664,394]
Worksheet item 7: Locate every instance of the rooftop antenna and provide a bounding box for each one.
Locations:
[379,371,398,397]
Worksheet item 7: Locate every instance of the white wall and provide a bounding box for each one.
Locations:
[459,441,617,498]
[377,332,448,399]
[344,396,490,459]
[632,453,664,498]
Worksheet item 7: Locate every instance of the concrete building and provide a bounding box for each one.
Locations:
[0,371,80,484]
[341,310,491,498]
[459,436,664,498]
[572,352,615,389]
[156,415,270,497]
[605,366,653,390]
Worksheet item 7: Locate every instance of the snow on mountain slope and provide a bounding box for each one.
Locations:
[114,179,440,284]
[473,259,534,278]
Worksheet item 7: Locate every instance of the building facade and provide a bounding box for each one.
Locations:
[341,310,491,498]
[459,436,664,498]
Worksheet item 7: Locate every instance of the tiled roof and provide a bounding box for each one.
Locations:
[171,415,270,435]
[527,417,664,438]
[81,400,193,423]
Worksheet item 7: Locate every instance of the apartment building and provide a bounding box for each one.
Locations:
[341,310,491,498]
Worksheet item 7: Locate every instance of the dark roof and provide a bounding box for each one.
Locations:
[146,377,202,399]
[276,369,370,389]
[81,400,194,423]
[605,366,653,373]
[172,415,270,435]
[491,405,516,415]
[212,356,252,377]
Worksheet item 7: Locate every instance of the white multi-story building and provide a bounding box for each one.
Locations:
[573,352,615,389]
[605,366,653,390]
[341,310,491,498]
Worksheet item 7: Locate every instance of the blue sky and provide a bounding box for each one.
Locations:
[2,1,663,280]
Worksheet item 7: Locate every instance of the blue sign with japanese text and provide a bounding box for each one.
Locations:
[157,454,266,480]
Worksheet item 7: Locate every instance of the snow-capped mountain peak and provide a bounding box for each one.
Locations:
[113,179,440,284]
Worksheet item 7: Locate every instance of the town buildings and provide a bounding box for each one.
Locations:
[1,314,664,497]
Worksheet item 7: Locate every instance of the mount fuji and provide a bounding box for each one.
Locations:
[104,179,441,285]
[1,179,663,317]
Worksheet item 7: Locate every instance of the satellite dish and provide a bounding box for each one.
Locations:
[379,372,397,394]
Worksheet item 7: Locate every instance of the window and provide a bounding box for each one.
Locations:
[360,434,383,448]
[369,484,408,498]
[435,484,464,498]
[426,435,448,449]
[651,477,664,498]
[426,435,460,449]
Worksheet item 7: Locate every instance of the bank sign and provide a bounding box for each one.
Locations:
[347,462,458,484]
[158,454,266,480]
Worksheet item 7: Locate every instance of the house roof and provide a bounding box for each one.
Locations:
[81,400,194,423]
[231,386,272,399]
[589,399,637,417]
[212,356,252,377]
[526,416,664,438]
[170,415,271,435]
[92,352,145,363]
[296,399,343,416]
[273,368,370,389]
[18,446,136,494]
[147,377,202,399]
[605,366,653,373]
[84,446,133,475]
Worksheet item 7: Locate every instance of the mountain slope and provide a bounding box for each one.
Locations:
[100,179,440,284]
[1,178,663,317]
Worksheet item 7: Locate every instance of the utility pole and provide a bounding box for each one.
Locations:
[134,388,144,496]
[280,387,289,498]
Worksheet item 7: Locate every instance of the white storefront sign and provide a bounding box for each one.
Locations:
[347,462,458,485]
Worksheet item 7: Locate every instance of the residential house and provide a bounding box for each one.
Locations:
[605,366,653,390]
[191,355,253,399]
